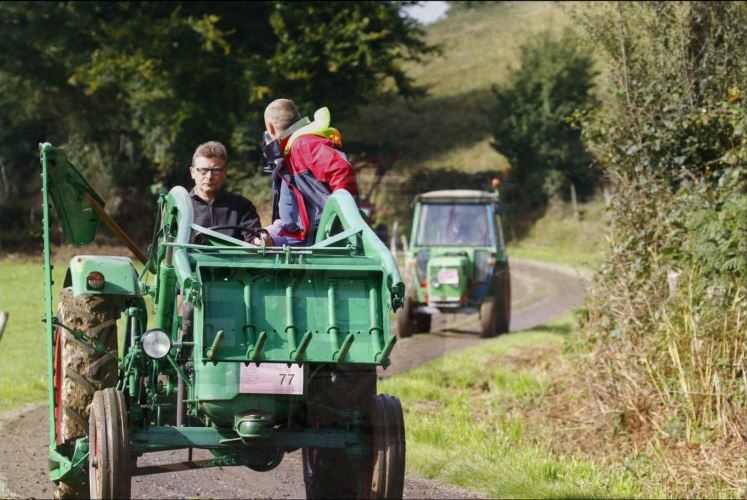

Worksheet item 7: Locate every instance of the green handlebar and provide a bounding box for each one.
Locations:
[314,190,404,310]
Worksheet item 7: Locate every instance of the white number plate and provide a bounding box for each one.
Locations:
[437,268,459,285]
[240,363,304,395]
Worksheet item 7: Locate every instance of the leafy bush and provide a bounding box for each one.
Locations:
[571,2,746,495]
[487,28,598,207]
[0,2,433,248]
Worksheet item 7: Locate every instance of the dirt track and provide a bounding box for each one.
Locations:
[0,258,587,499]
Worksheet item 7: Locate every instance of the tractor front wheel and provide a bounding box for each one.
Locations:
[496,266,511,334]
[88,388,131,499]
[53,288,120,499]
[303,366,377,499]
[414,311,431,334]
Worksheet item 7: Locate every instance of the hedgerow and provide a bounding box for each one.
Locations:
[571,2,746,495]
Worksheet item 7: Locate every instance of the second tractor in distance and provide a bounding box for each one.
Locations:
[397,187,511,338]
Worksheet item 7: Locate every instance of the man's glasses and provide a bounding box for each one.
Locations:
[193,167,226,176]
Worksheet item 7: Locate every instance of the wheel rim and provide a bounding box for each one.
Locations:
[371,397,387,496]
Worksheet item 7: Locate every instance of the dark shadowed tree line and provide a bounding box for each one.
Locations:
[0,1,433,248]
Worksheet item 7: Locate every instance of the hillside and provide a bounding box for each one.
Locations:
[339,2,573,228]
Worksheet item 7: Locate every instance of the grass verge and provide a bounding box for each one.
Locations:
[507,197,605,270]
[0,258,64,411]
[379,315,648,498]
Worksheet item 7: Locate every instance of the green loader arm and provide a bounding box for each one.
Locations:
[314,189,405,311]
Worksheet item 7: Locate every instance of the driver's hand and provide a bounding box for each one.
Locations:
[253,232,274,247]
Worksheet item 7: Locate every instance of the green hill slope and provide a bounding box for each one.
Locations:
[340,2,570,171]
[338,1,572,227]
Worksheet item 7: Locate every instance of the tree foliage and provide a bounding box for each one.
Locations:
[487,28,598,208]
[0,1,433,247]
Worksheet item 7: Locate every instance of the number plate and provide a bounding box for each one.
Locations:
[437,268,459,285]
[240,363,304,395]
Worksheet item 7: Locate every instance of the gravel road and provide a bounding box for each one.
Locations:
[0,258,587,499]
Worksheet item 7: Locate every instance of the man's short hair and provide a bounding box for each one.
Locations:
[264,99,301,133]
[192,141,227,165]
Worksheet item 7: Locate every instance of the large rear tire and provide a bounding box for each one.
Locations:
[370,394,406,499]
[480,265,511,338]
[496,265,511,334]
[53,288,120,499]
[303,365,376,499]
[88,389,131,499]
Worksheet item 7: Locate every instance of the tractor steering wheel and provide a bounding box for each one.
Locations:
[206,224,270,246]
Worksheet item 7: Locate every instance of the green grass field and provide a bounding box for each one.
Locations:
[380,316,649,498]
[0,258,64,411]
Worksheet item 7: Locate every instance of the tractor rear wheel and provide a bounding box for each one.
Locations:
[496,265,511,334]
[479,265,511,338]
[396,296,415,338]
[53,288,120,499]
[88,388,131,499]
[370,394,406,499]
[303,365,376,499]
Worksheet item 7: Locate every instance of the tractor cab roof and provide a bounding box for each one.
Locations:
[416,189,497,203]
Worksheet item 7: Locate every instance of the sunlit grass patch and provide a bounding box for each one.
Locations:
[507,197,606,269]
[0,258,63,411]
[380,318,646,498]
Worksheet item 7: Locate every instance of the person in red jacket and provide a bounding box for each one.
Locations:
[261,98,358,245]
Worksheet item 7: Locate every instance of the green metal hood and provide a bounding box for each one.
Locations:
[39,143,105,245]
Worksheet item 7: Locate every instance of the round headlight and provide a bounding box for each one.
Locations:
[87,271,105,290]
[142,329,171,359]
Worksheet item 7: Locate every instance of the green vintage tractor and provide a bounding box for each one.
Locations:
[397,187,510,338]
[40,143,406,499]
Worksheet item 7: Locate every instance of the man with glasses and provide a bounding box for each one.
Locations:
[189,141,267,244]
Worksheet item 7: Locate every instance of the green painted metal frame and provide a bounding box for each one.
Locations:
[40,144,59,475]
[157,186,403,365]
[161,186,404,311]
[130,426,356,453]
[68,255,140,296]
[40,143,103,483]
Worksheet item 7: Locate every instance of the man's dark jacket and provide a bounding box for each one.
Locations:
[189,189,261,243]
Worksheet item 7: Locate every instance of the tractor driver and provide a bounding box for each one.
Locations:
[260,98,358,246]
[180,141,270,357]
[188,141,271,245]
